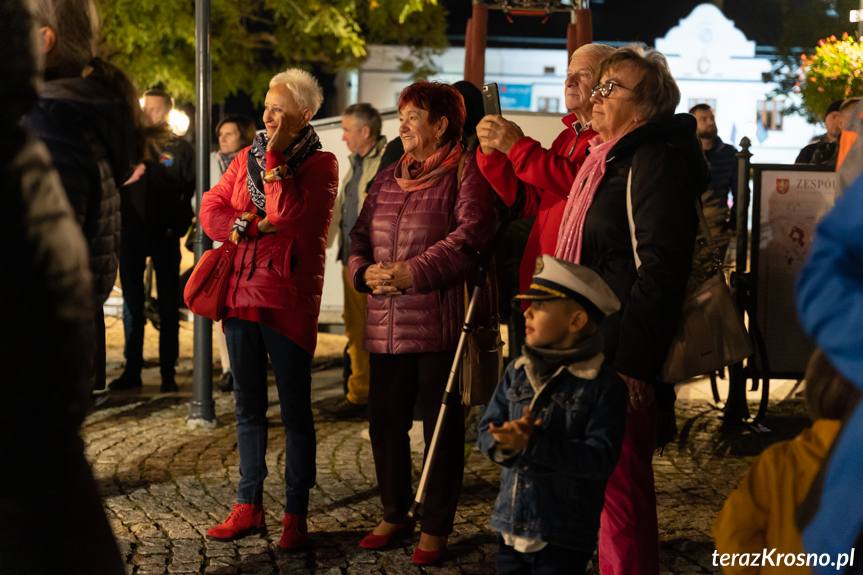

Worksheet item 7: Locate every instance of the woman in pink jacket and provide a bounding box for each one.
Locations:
[348,81,496,565]
[200,69,338,550]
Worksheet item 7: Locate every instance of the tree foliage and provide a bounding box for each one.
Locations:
[95,0,448,105]
[764,0,860,122]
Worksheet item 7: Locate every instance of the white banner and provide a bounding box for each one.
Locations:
[755,169,836,374]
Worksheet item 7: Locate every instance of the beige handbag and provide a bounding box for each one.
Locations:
[626,171,754,383]
[459,269,505,406]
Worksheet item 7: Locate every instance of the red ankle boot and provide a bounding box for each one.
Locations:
[206,504,266,541]
[412,536,448,565]
[279,513,308,550]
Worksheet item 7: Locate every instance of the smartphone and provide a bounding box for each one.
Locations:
[482,83,502,116]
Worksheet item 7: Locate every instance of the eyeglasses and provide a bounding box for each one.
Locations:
[590,81,633,98]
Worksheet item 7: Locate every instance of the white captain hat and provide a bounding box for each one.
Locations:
[514,255,620,322]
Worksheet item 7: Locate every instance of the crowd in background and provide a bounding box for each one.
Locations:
[3,0,863,573]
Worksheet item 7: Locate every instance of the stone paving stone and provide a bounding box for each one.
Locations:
[83,370,810,574]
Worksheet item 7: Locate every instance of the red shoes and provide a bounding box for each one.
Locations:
[358,521,415,549]
[279,513,308,550]
[206,504,266,541]
[412,536,448,565]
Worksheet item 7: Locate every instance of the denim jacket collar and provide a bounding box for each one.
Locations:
[513,352,605,397]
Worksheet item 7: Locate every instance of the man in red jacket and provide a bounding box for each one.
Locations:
[476,44,616,355]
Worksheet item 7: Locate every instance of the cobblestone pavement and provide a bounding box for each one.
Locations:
[83,355,810,575]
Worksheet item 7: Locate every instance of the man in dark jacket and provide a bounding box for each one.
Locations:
[22,0,140,405]
[690,103,737,273]
[796,100,843,167]
[111,89,195,393]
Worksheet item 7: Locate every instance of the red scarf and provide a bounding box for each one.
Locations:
[394,141,465,192]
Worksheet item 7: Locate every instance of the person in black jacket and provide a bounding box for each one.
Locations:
[110,89,195,393]
[555,45,709,575]
[1,1,125,572]
[22,0,153,405]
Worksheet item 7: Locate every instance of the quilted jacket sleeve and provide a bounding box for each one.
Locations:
[347,177,379,294]
[408,153,497,293]
[263,150,339,233]
[199,152,247,242]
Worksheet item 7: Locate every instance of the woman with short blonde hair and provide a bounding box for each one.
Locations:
[201,68,338,550]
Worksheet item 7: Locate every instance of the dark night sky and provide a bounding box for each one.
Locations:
[440,1,783,48]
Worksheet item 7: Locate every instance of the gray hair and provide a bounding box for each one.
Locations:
[343,102,382,140]
[598,44,680,123]
[269,68,324,116]
[571,43,617,85]
[30,0,99,69]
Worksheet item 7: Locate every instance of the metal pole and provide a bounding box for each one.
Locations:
[724,136,753,422]
[188,0,216,427]
[859,0,862,41]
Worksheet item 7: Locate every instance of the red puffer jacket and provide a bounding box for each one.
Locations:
[348,152,496,355]
[200,148,338,315]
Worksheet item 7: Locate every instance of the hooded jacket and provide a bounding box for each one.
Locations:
[578,113,710,381]
[347,152,496,355]
[22,74,136,304]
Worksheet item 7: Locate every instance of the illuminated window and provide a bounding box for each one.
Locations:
[537,97,560,113]
[758,100,784,131]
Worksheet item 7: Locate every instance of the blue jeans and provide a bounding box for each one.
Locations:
[119,230,180,379]
[224,318,315,514]
[496,534,591,575]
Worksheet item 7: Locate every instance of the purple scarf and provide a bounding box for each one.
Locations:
[555,135,622,263]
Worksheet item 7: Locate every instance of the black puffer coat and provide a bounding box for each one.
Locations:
[579,114,710,382]
[22,73,136,304]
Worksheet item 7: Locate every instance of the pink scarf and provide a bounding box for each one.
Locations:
[555,135,622,263]
[394,141,465,192]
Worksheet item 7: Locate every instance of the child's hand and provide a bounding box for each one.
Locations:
[488,406,543,452]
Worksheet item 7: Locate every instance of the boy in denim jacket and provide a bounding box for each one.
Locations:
[478,255,628,574]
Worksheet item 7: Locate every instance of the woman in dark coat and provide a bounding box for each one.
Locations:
[348,81,496,565]
[555,46,709,575]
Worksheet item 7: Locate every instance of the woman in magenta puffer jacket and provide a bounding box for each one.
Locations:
[200,69,338,551]
[348,81,496,565]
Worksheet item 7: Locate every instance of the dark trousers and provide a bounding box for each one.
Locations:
[368,351,464,536]
[119,230,180,379]
[224,318,316,514]
[496,535,592,575]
